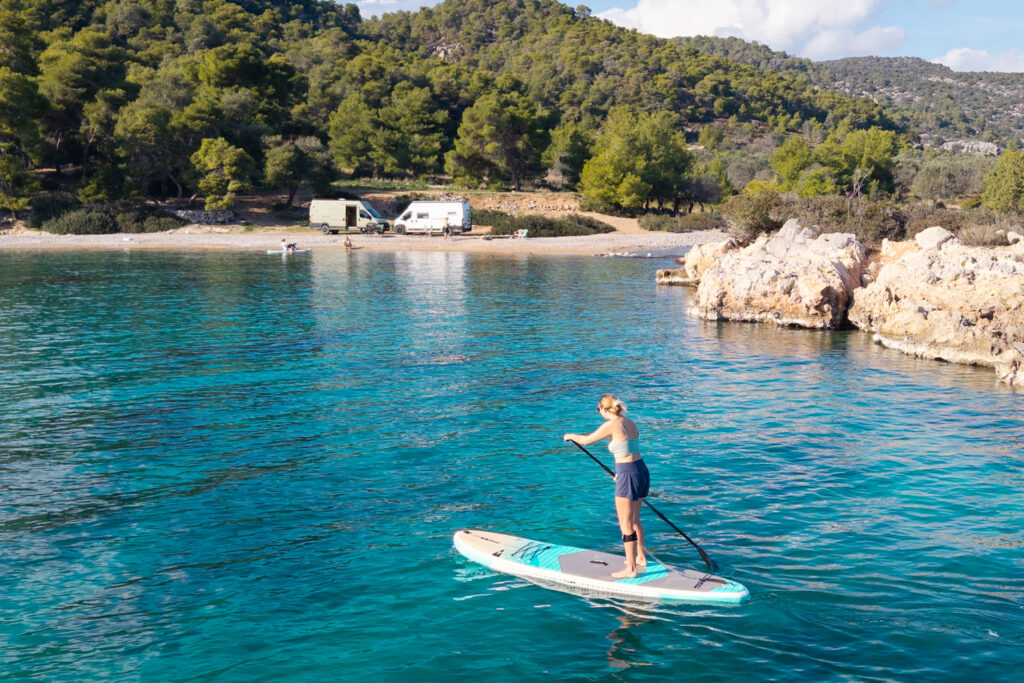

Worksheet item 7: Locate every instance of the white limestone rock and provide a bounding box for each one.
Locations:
[849,238,1024,386]
[691,220,868,329]
[656,238,737,286]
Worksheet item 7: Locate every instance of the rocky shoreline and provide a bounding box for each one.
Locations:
[658,221,1024,387]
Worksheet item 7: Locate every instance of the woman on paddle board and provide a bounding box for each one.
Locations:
[563,393,649,578]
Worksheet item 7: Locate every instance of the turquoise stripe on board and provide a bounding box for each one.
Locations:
[509,542,575,571]
[711,581,744,593]
[532,545,570,571]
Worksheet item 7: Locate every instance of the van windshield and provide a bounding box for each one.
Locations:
[361,203,381,218]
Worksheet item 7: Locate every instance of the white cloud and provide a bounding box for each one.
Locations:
[598,0,907,59]
[932,47,1024,72]
[803,26,905,60]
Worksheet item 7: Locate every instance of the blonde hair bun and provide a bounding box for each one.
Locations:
[599,393,626,416]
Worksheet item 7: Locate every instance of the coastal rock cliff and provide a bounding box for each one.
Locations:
[849,229,1024,386]
[691,220,868,329]
[655,238,737,285]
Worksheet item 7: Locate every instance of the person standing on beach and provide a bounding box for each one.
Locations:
[344,235,353,251]
[442,218,451,241]
[563,394,649,578]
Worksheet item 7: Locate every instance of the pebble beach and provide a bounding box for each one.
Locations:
[0,225,730,257]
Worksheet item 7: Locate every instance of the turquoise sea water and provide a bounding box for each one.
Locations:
[2,250,1022,681]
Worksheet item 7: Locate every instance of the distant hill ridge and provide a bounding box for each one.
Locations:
[676,37,1024,146]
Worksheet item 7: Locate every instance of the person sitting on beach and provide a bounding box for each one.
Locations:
[563,393,649,579]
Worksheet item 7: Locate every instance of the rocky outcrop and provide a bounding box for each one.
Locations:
[172,209,235,224]
[849,230,1024,386]
[690,220,868,329]
[939,140,1001,156]
[914,225,956,250]
[656,238,737,285]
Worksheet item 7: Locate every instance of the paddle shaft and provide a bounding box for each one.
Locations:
[569,439,717,572]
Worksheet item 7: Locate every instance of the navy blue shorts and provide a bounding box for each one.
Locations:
[614,460,650,500]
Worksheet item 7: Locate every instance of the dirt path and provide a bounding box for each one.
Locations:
[578,212,643,234]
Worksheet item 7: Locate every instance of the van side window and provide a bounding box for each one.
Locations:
[359,211,370,218]
[416,212,429,219]
[401,212,411,220]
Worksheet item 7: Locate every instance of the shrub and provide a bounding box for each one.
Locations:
[782,196,907,244]
[845,200,907,244]
[636,214,675,231]
[902,203,967,238]
[638,212,727,232]
[42,208,117,234]
[960,195,982,209]
[472,209,512,227]
[956,221,1012,246]
[919,208,1020,246]
[41,203,185,235]
[29,191,79,229]
[781,194,849,228]
[722,190,782,242]
[111,203,185,233]
[488,213,615,237]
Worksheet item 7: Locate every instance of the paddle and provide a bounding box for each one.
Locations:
[568,439,718,572]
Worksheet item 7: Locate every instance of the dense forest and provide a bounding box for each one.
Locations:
[1,0,1023,222]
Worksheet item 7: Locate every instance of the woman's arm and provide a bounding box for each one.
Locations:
[563,420,613,445]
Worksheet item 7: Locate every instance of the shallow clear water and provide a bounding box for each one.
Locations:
[1,250,1022,681]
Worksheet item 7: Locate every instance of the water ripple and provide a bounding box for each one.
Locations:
[1,251,1022,681]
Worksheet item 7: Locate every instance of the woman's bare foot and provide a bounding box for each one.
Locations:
[636,551,647,567]
[612,566,637,579]
[623,557,646,574]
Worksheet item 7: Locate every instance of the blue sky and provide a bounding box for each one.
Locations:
[354,0,1024,71]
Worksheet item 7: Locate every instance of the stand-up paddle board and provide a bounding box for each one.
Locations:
[267,248,312,254]
[453,529,748,604]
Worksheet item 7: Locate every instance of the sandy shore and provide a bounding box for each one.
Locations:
[0,226,729,258]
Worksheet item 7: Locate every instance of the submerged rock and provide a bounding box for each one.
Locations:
[691,220,868,329]
[849,235,1024,386]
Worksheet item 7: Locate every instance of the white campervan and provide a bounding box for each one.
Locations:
[309,199,389,234]
[392,201,472,235]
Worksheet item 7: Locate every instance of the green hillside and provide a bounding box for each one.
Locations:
[822,56,1024,144]
[673,36,1024,145]
[1,0,900,211]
